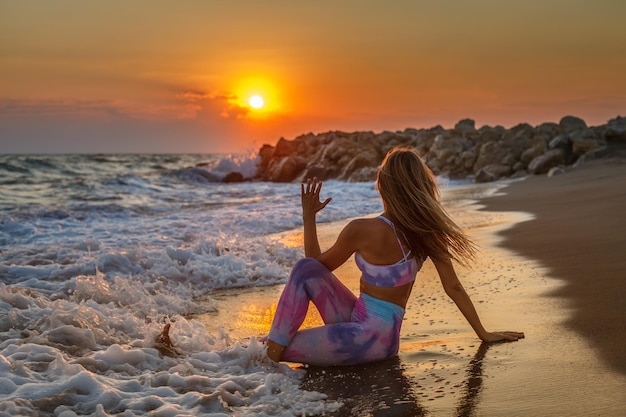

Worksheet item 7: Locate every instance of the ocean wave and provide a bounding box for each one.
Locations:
[173,152,260,184]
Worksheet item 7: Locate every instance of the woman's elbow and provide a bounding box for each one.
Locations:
[444,283,465,297]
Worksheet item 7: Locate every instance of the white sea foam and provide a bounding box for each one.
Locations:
[0,283,342,416]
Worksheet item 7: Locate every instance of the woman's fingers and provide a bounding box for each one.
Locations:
[302,177,321,195]
[498,331,525,341]
[483,330,525,343]
[320,197,332,210]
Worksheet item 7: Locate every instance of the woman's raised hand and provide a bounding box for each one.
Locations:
[301,177,332,220]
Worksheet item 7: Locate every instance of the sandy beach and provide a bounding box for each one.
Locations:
[481,158,626,377]
[199,158,626,416]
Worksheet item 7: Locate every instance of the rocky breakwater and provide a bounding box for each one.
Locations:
[251,115,626,183]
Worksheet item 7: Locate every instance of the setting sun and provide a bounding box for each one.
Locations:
[248,95,264,109]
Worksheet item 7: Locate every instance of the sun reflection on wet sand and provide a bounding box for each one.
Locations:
[197,285,326,341]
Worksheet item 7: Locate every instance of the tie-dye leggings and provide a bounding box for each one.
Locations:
[267,258,405,366]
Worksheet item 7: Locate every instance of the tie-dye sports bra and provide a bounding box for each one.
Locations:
[355,216,423,288]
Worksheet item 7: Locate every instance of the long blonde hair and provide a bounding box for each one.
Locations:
[376,147,476,266]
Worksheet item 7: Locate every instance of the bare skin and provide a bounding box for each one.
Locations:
[266,178,524,362]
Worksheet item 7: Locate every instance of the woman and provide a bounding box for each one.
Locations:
[266,147,524,365]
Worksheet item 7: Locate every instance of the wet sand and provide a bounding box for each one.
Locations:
[480,158,626,377]
[199,162,626,416]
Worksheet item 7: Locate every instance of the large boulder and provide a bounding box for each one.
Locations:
[528,149,565,174]
[535,122,563,138]
[427,134,473,177]
[559,115,587,132]
[340,149,381,180]
[604,116,626,141]
[568,128,602,159]
[473,141,510,172]
[266,156,307,182]
[222,172,244,183]
[548,134,575,164]
[404,127,441,156]
[347,166,379,182]
[548,134,571,151]
[521,138,548,166]
[296,165,336,183]
[273,137,298,158]
[319,136,357,166]
[257,143,275,172]
[476,125,505,144]
[475,164,513,183]
[454,118,476,135]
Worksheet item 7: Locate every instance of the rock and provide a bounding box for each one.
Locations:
[253,114,622,184]
[574,146,611,166]
[512,161,525,172]
[528,149,565,174]
[385,131,420,150]
[475,169,497,183]
[571,136,601,157]
[297,165,334,182]
[535,122,563,138]
[347,166,379,182]
[320,137,356,165]
[571,128,598,141]
[460,149,478,170]
[476,125,505,143]
[267,156,306,182]
[503,123,535,142]
[548,134,574,164]
[549,134,571,151]
[222,172,244,183]
[475,164,512,183]
[273,137,298,158]
[559,115,587,132]
[258,143,275,160]
[340,149,381,180]
[547,166,566,177]
[521,142,547,165]
[500,153,517,167]
[429,134,467,163]
[474,142,510,172]
[406,127,442,156]
[605,116,626,141]
[454,119,476,135]
[427,134,473,178]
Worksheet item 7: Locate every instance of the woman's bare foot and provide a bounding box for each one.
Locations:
[266,339,286,363]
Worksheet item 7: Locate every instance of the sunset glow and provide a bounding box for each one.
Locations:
[1,1,625,153]
[248,95,264,109]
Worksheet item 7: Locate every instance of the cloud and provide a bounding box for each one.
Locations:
[178,90,250,119]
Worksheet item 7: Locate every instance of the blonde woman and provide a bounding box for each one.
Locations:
[266,148,524,365]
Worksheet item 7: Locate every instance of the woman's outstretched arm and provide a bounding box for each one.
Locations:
[300,178,361,271]
[432,256,525,342]
[301,178,332,258]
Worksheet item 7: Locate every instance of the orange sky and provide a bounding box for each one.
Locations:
[1,1,625,153]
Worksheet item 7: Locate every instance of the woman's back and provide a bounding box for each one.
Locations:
[353,216,423,308]
[351,216,411,265]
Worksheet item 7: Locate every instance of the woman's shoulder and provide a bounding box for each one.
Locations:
[343,217,388,236]
[347,217,384,228]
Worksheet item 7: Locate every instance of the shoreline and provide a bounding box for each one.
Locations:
[479,158,626,376]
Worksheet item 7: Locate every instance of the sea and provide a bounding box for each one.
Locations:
[0,153,493,416]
